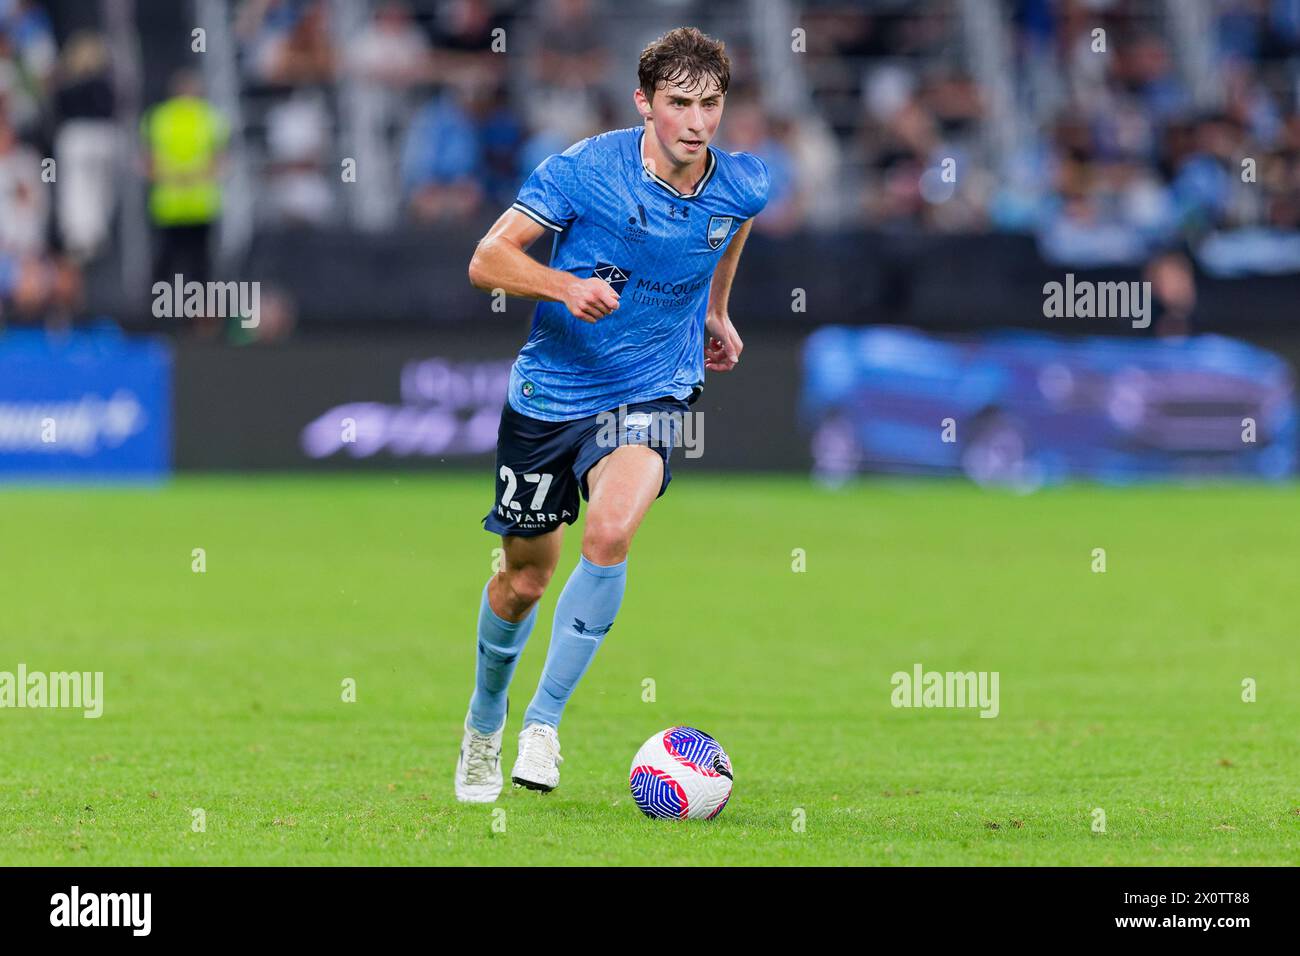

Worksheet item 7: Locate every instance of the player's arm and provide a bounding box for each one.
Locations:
[704,218,753,372]
[467,209,619,323]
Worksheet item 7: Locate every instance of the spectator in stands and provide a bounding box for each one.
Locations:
[717,97,801,237]
[0,1,84,330]
[1145,249,1196,338]
[0,27,42,134]
[856,73,940,230]
[477,82,525,209]
[0,252,48,324]
[0,0,55,99]
[522,0,610,146]
[236,0,335,88]
[237,0,297,83]
[1037,162,1159,268]
[0,110,45,254]
[775,110,842,231]
[921,67,985,142]
[0,110,81,330]
[401,79,524,221]
[1215,0,1270,65]
[141,70,228,291]
[264,90,336,226]
[52,32,117,261]
[401,82,483,222]
[1116,33,1188,127]
[1222,60,1284,153]
[426,0,509,89]
[1169,114,1236,236]
[348,1,432,89]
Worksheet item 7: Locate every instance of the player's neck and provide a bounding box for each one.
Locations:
[641,125,708,195]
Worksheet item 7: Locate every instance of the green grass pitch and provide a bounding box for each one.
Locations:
[1,474,1297,865]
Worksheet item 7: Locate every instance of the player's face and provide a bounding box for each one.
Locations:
[647,76,724,166]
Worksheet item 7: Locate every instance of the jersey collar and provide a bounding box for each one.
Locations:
[638,129,717,200]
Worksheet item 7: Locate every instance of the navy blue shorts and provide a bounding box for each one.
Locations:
[482,395,691,537]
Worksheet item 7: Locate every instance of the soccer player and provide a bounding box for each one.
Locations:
[455,26,769,801]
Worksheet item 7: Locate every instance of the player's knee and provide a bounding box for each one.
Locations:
[582,515,633,564]
[502,565,550,610]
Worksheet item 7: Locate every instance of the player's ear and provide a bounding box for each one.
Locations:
[634,87,653,121]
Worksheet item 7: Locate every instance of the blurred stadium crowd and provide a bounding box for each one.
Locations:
[3,0,1300,331]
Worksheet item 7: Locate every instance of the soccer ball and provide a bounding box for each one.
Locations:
[628,726,733,820]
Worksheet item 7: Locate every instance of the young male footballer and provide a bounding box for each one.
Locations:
[455,26,770,801]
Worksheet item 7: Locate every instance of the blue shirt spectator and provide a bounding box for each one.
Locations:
[401,90,481,194]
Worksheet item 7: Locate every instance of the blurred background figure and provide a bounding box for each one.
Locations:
[523,0,609,146]
[401,79,485,222]
[264,89,335,225]
[348,1,432,88]
[0,0,56,129]
[141,69,227,288]
[716,95,803,237]
[235,0,335,88]
[0,111,47,256]
[52,31,116,261]
[426,0,508,89]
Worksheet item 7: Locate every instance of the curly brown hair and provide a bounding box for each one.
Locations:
[638,27,731,104]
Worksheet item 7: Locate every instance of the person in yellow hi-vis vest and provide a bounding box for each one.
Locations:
[141,70,228,299]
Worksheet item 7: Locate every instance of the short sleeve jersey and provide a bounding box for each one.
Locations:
[506,127,770,421]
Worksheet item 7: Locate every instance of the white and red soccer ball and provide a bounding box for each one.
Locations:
[629,726,733,820]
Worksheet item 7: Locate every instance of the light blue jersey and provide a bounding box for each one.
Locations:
[506,127,770,421]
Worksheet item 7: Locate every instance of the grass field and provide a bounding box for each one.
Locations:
[1,474,1297,866]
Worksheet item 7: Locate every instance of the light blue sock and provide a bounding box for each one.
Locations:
[468,579,538,734]
[523,555,627,729]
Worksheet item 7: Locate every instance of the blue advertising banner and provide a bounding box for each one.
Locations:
[0,330,172,480]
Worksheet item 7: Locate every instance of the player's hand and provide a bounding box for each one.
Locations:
[563,277,620,323]
[705,311,743,372]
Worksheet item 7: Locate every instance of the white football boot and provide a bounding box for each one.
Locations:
[511,723,563,792]
[454,713,506,803]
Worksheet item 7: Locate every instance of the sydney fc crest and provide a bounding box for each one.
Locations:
[706,215,734,250]
[593,261,631,293]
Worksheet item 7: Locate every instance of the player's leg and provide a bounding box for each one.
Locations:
[526,444,663,727]
[458,403,580,802]
[457,528,564,803]
[486,526,564,621]
[578,443,666,564]
[511,445,665,790]
[470,402,580,726]
[457,527,566,803]
[470,527,564,730]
